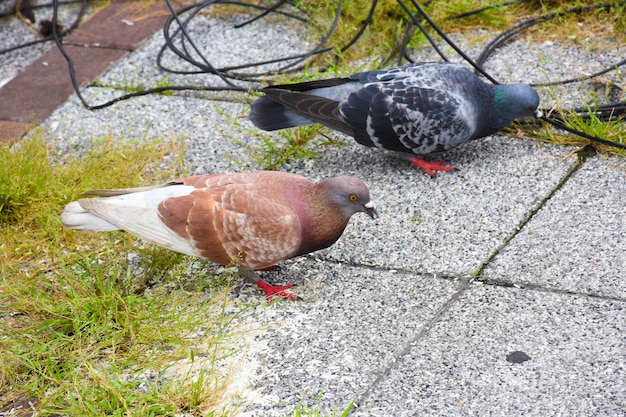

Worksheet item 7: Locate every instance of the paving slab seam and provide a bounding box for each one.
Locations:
[475,278,626,303]
[312,255,469,283]
[474,149,587,277]
[339,148,610,415]
[351,279,473,413]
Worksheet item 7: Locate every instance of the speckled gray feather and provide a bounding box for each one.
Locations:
[249,62,540,157]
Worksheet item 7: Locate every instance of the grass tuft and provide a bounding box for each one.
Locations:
[248,127,341,171]
[91,72,175,96]
[0,134,245,416]
[0,134,180,271]
[538,106,626,156]
[300,0,626,61]
[286,392,355,417]
[222,105,343,170]
[0,134,51,224]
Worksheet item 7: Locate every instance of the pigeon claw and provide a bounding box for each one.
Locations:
[254,278,300,301]
[410,157,456,177]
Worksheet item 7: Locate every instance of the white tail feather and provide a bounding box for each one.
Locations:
[61,201,120,231]
[60,184,199,257]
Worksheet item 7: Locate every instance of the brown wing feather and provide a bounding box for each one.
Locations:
[158,172,306,270]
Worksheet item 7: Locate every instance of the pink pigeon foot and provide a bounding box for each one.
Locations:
[410,156,456,177]
[254,278,299,301]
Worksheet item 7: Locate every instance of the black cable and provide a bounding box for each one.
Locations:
[476,1,626,69]
[395,0,449,63]
[162,0,242,89]
[532,57,626,88]
[233,0,306,28]
[51,0,94,109]
[540,115,626,149]
[399,0,502,84]
[157,0,329,79]
[41,0,626,152]
[0,0,88,55]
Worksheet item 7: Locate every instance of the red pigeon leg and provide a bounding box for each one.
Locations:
[240,269,299,301]
[254,278,299,301]
[410,156,456,177]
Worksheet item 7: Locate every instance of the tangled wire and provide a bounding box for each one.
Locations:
[3,0,626,150]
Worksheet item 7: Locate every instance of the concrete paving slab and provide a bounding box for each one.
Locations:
[483,154,626,298]
[354,283,626,416]
[295,134,578,276]
[65,0,173,50]
[226,261,464,416]
[0,44,127,122]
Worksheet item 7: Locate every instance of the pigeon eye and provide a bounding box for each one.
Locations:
[349,194,358,201]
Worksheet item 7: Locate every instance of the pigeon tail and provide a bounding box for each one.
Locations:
[256,89,355,137]
[61,201,121,231]
[249,95,314,131]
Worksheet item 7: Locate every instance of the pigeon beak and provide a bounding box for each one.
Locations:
[364,201,379,219]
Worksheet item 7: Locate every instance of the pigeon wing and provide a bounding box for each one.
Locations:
[339,81,476,155]
[158,175,303,270]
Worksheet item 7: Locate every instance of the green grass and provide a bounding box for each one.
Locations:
[300,0,626,61]
[533,102,626,156]
[247,127,341,171]
[221,105,342,171]
[0,134,180,267]
[90,72,175,96]
[0,135,245,416]
[2,256,239,416]
[285,394,355,417]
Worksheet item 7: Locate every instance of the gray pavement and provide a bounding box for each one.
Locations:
[4,4,626,416]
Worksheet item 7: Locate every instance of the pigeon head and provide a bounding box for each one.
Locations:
[316,176,378,220]
[492,83,540,128]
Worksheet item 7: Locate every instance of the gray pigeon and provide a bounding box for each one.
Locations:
[61,171,378,300]
[249,62,540,176]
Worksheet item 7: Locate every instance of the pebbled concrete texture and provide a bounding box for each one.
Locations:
[310,134,578,275]
[482,154,626,299]
[232,262,465,416]
[356,283,626,416]
[3,2,626,416]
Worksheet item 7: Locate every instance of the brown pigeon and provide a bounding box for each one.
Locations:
[61,171,378,300]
